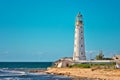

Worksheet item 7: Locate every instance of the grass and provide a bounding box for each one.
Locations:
[69,64,91,68]
[69,62,116,68]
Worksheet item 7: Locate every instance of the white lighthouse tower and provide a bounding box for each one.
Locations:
[73,12,86,61]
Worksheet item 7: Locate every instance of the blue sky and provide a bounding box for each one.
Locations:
[0,0,120,62]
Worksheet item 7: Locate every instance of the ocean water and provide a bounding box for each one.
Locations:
[0,62,72,80]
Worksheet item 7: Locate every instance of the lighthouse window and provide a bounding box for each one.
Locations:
[81,52,83,55]
[81,31,83,33]
[81,37,83,39]
[81,45,83,47]
[80,26,82,28]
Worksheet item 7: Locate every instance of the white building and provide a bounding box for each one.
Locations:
[73,12,86,61]
[54,57,74,68]
[113,55,120,68]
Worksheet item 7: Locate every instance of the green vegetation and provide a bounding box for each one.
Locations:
[95,50,104,60]
[95,50,113,60]
[69,63,116,68]
[69,64,91,68]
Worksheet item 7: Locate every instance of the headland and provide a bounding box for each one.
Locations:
[45,67,120,80]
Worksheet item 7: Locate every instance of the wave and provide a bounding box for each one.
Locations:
[0,69,26,76]
[0,69,72,80]
[0,68,47,76]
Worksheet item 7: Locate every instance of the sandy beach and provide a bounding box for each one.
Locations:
[45,68,120,80]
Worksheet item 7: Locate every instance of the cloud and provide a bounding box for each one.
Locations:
[86,50,98,54]
[85,50,98,60]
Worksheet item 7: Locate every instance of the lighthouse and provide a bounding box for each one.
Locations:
[73,12,86,61]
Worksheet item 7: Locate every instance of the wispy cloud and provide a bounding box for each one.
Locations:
[86,50,99,60]
[86,50,98,54]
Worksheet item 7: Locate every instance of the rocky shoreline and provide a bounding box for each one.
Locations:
[45,68,120,80]
[29,69,46,73]
[29,68,120,80]
[29,69,99,80]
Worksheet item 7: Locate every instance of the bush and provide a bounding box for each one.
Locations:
[70,64,91,68]
[69,62,116,68]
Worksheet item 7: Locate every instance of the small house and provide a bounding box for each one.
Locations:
[54,57,74,68]
[113,55,120,68]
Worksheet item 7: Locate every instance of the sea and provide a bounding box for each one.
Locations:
[0,62,72,80]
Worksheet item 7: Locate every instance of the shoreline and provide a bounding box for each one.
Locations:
[44,68,120,80]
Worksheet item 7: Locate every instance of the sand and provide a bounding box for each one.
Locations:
[45,68,120,80]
